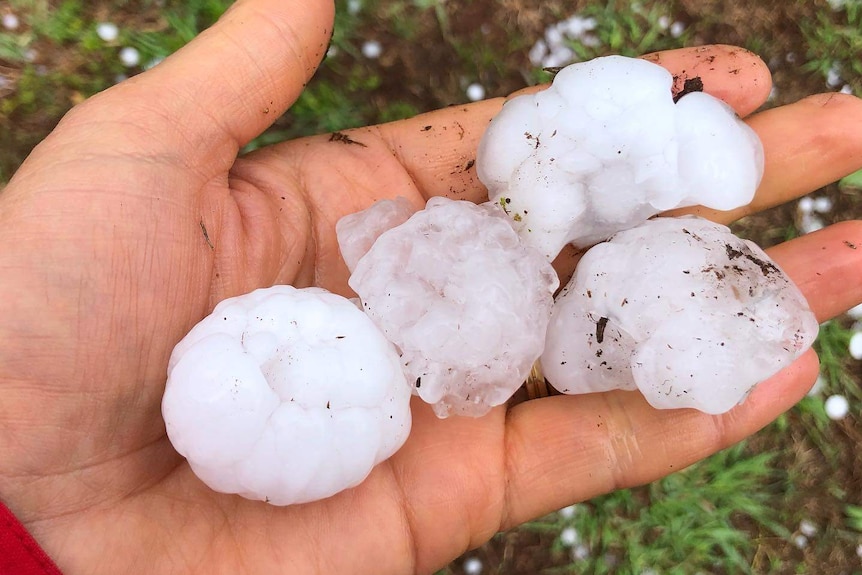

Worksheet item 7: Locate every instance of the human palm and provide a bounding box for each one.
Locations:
[1,2,862,574]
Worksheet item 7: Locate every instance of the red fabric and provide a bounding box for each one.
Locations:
[0,501,62,575]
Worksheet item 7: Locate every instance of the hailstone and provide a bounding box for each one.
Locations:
[477,55,763,260]
[162,285,412,505]
[347,196,559,417]
[542,216,818,414]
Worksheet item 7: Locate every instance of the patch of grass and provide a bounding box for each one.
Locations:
[518,443,785,574]
[801,0,862,94]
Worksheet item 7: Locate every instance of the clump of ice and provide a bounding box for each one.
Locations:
[2,13,20,31]
[361,40,383,59]
[463,557,483,575]
[348,197,559,417]
[824,394,849,420]
[528,14,599,68]
[849,332,862,360]
[336,197,416,272]
[466,82,486,102]
[119,46,140,67]
[560,527,580,547]
[96,22,119,42]
[162,285,412,505]
[799,519,818,537]
[542,216,818,414]
[477,55,764,260]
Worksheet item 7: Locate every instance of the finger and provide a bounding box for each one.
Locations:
[374,44,771,202]
[498,221,862,527]
[57,0,333,169]
[668,93,862,223]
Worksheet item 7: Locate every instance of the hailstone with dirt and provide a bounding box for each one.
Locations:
[477,55,764,260]
[344,197,559,417]
[162,285,412,505]
[541,216,818,414]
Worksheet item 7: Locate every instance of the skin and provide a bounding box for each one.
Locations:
[1,1,862,573]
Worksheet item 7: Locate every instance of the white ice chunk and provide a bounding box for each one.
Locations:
[349,197,559,417]
[542,216,818,414]
[477,56,763,260]
[824,394,849,420]
[336,197,416,272]
[163,285,412,505]
[849,331,862,359]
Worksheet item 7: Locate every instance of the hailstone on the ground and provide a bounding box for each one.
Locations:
[542,216,818,414]
[348,196,559,417]
[162,285,412,505]
[477,55,764,260]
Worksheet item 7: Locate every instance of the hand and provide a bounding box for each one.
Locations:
[1,1,861,573]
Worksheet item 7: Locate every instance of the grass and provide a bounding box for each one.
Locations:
[2,0,861,573]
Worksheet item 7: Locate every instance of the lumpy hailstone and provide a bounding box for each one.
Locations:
[162,286,412,505]
[477,55,763,260]
[542,216,818,414]
[348,197,559,417]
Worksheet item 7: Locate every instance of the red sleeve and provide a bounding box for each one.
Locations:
[0,500,63,575]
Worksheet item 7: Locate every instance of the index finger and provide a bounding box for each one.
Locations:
[375,44,772,203]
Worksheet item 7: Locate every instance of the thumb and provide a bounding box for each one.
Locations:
[41,0,334,175]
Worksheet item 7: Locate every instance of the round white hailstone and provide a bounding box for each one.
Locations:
[840,84,853,95]
[807,374,826,397]
[857,543,862,558]
[96,22,119,42]
[658,15,671,30]
[799,519,818,537]
[545,24,565,48]
[826,63,843,88]
[119,46,140,67]
[466,83,486,102]
[849,331,862,360]
[563,15,596,38]
[797,196,815,215]
[847,302,862,320]
[560,527,580,547]
[477,55,763,260]
[542,216,819,414]
[349,197,559,417]
[580,34,602,48]
[558,504,578,519]
[23,48,38,63]
[2,13,19,31]
[347,0,363,15]
[799,213,825,235]
[361,40,383,59]
[336,197,416,273]
[543,46,576,69]
[572,544,590,560]
[792,534,809,549]
[669,21,686,38]
[529,39,549,67]
[162,285,412,505]
[824,395,850,420]
[813,196,833,213]
[326,45,338,58]
[463,557,483,575]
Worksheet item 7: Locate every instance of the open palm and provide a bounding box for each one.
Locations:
[1,2,861,574]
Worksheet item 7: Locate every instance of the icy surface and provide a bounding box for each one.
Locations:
[336,197,416,272]
[349,197,559,417]
[162,285,412,505]
[477,56,764,260]
[542,216,818,414]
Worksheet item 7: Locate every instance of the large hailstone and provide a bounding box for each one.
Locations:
[542,216,818,414]
[162,285,412,505]
[477,55,764,260]
[347,197,559,417]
